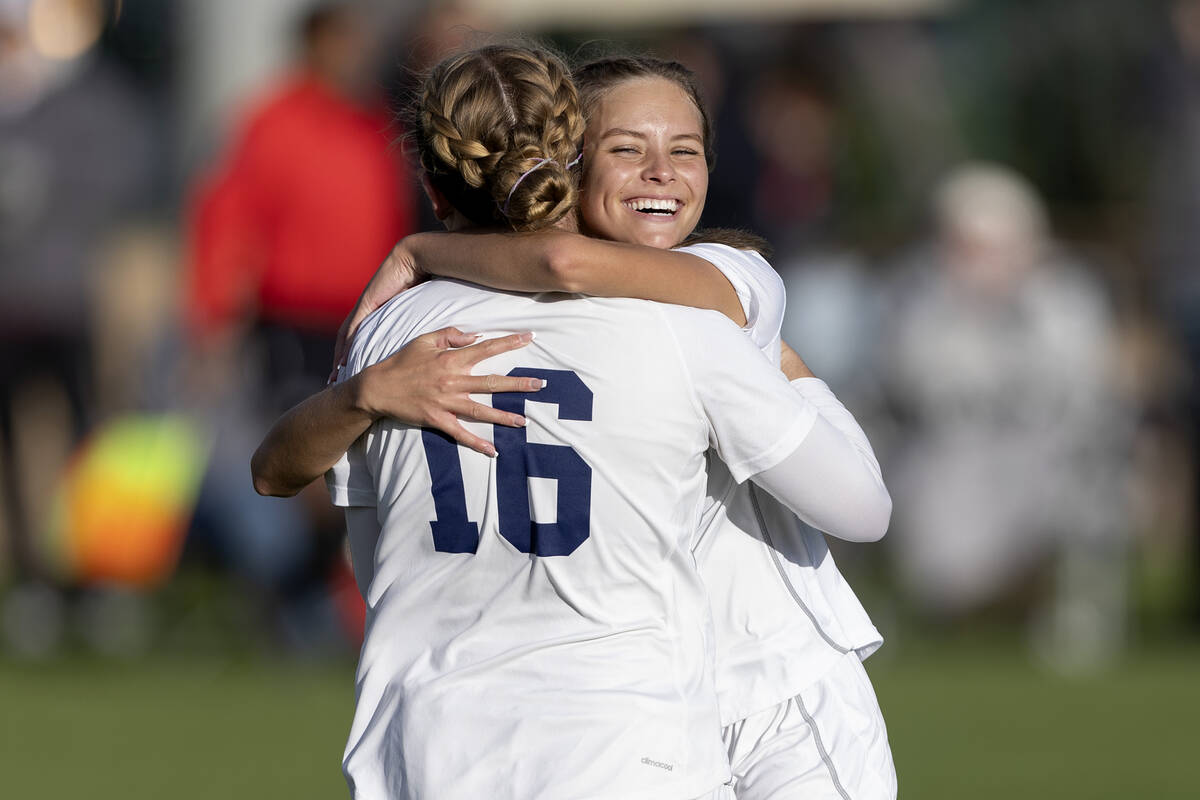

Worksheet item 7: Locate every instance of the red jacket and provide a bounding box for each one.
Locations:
[187,74,416,338]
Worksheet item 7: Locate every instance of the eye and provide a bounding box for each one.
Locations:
[611,146,640,155]
[673,148,700,157]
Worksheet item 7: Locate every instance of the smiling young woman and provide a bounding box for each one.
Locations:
[578,75,709,250]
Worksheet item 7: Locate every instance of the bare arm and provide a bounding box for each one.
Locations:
[252,328,542,497]
[252,377,375,497]
[780,340,816,380]
[332,231,748,371]
[406,230,746,324]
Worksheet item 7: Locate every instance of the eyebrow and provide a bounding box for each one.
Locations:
[599,127,703,143]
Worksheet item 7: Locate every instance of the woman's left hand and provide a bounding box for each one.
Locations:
[353,326,543,456]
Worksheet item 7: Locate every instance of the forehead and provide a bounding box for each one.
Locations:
[587,76,703,134]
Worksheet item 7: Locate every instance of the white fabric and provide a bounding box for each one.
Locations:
[675,242,784,356]
[723,652,896,800]
[326,278,853,800]
[754,415,890,543]
[681,244,886,725]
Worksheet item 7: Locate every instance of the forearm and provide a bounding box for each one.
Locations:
[406,229,566,292]
[751,413,891,543]
[251,377,375,497]
[780,340,816,380]
[406,230,745,323]
[789,378,883,484]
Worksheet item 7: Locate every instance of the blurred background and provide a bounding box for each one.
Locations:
[1,0,1198,797]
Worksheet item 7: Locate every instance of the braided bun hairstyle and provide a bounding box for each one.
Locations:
[415,44,584,231]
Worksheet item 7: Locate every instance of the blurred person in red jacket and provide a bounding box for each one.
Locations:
[187,1,416,402]
[182,1,416,651]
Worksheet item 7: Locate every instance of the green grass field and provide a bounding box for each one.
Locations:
[3,639,1198,799]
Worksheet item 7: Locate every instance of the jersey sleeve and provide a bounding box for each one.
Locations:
[663,307,891,542]
[324,343,380,508]
[326,432,376,508]
[673,242,785,356]
[662,307,817,482]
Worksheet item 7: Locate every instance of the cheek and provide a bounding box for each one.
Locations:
[689,169,710,204]
[579,182,620,238]
[580,170,627,228]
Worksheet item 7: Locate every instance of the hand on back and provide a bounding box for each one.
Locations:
[355,327,543,457]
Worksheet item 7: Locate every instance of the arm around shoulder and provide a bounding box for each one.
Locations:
[251,376,376,497]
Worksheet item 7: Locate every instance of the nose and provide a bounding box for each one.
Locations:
[641,152,676,184]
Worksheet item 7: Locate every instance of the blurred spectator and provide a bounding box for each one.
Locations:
[185,0,415,357]
[881,163,1133,670]
[743,58,840,255]
[780,250,884,401]
[181,1,417,651]
[0,0,154,585]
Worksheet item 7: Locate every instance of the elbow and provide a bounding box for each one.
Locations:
[857,489,892,543]
[252,474,284,498]
[825,484,891,544]
[250,452,299,498]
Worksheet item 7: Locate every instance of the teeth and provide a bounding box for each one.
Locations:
[624,198,679,214]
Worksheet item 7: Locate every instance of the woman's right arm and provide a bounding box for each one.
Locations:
[332,231,750,370]
[252,328,541,497]
[408,230,747,321]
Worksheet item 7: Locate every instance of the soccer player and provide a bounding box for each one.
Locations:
[261,44,890,799]
[303,57,898,798]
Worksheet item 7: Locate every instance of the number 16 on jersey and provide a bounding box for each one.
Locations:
[420,369,593,557]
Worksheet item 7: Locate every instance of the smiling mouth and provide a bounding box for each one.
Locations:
[624,198,680,216]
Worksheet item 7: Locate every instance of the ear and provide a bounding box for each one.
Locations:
[420,175,454,221]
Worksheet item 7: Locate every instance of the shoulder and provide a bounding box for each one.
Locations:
[674,241,772,270]
[344,282,459,373]
[674,243,781,294]
[654,302,760,359]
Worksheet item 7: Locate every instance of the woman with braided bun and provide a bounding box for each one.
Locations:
[254,46,894,800]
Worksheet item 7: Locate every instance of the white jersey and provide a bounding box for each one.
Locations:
[327,278,824,800]
[677,243,884,725]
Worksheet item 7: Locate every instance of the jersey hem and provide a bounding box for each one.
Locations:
[724,410,817,484]
[577,766,732,800]
[327,482,377,507]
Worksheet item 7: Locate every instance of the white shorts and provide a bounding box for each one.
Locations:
[722,652,896,800]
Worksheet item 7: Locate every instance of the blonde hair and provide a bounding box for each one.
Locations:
[415,44,584,231]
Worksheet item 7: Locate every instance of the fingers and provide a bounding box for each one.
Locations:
[454,399,526,428]
[331,315,353,377]
[343,309,369,348]
[460,332,535,365]
[434,416,498,457]
[426,326,480,350]
[475,374,545,394]
[331,307,371,376]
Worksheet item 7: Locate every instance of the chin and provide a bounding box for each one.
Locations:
[631,229,683,250]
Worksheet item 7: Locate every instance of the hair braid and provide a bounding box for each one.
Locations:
[415,44,584,231]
